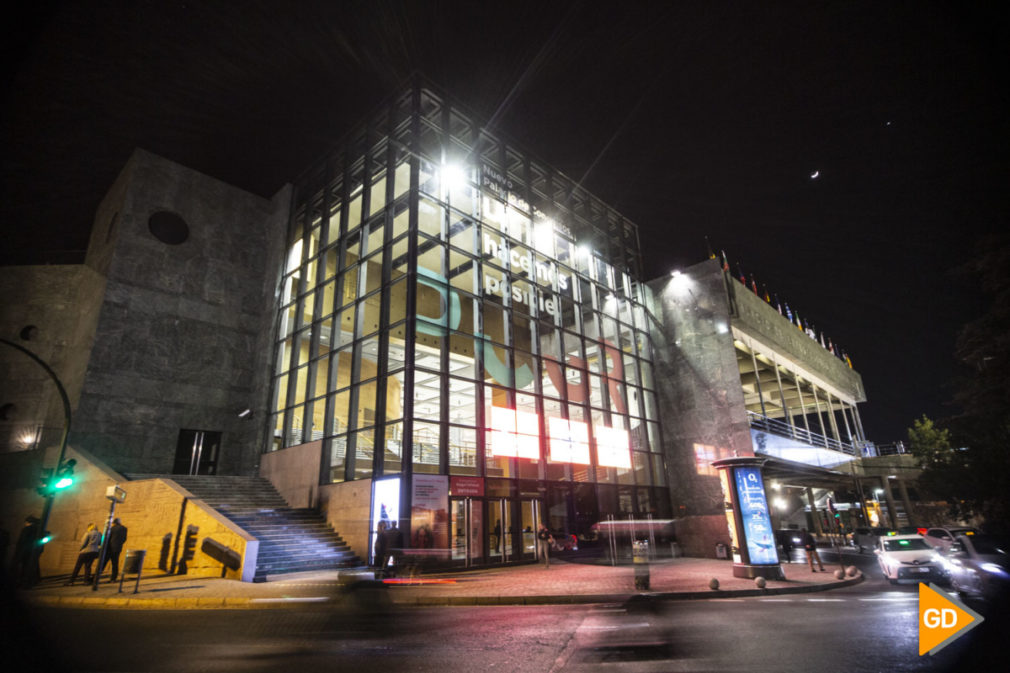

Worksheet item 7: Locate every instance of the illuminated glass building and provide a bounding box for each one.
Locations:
[270,81,670,564]
[3,78,879,578]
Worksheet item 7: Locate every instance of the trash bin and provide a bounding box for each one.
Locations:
[633,540,650,591]
[715,542,728,559]
[119,549,146,594]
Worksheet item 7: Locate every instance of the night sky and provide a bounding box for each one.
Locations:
[2,1,1006,444]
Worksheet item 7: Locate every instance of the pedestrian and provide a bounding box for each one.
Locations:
[799,527,825,572]
[100,518,128,581]
[373,520,388,575]
[778,529,793,563]
[536,524,553,568]
[12,516,41,587]
[68,523,102,585]
[382,521,401,576]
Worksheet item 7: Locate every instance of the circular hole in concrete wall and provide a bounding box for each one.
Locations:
[148,211,189,245]
[19,325,38,341]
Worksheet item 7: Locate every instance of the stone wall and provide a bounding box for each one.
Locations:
[259,441,322,509]
[1,444,258,582]
[648,258,755,522]
[673,514,735,559]
[319,479,372,565]
[0,265,106,451]
[69,149,289,476]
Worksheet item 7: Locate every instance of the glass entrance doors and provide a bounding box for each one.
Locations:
[520,499,540,560]
[452,497,541,566]
[172,429,220,475]
[450,498,483,567]
[488,499,512,563]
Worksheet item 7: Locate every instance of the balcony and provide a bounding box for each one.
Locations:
[748,411,856,456]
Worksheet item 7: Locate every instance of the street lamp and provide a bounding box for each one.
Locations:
[1,337,73,579]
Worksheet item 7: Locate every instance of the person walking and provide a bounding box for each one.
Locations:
[373,521,388,576]
[382,521,401,576]
[100,518,128,581]
[777,529,793,563]
[68,523,102,585]
[536,524,553,569]
[799,527,825,572]
[12,516,41,587]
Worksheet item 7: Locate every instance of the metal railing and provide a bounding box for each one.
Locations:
[747,411,855,455]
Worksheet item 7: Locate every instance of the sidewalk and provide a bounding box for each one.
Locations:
[18,556,862,610]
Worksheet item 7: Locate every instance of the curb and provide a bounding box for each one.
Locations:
[22,573,863,610]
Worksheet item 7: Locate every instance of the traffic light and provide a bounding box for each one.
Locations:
[37,467,54,496]
[54,459,76,490]
[36,459,76,496]
[826,496,840,519]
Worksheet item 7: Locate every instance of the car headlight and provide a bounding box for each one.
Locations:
[980,563,1009,576]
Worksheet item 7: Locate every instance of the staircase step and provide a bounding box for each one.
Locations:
[124,474,360,579]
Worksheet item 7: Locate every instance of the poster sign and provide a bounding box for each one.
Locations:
[450,476,484,497]
[411,474,449,550]
[371,477,401,565]
[719,468,742,563]
[733,466,778,565]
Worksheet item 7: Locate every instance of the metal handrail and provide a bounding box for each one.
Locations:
[747,411,855,455]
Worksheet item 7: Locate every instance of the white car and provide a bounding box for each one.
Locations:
[875,534,945,584]
[923,526,978,552]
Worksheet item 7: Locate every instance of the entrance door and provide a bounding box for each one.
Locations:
[450,497,483,567]
[172,430,221,475]
[520,499,541,560]
[487,498,514,563]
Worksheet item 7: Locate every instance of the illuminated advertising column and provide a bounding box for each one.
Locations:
[712,457,785,580]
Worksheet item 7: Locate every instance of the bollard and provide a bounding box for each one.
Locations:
[633,540,650,590]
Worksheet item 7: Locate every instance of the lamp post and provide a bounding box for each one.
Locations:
[1,337,73,572]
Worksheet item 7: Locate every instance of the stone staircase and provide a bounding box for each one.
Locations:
[129,474,360,581]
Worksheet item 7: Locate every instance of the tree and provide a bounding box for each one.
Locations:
[906,415,952,467]
[913,233,1010,534]
[905,416,975,524]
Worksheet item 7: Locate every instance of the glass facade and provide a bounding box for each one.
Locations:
[269,83,669,547]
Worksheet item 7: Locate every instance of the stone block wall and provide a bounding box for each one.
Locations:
[319,479,372,564]
[69,149,289,476]
[648,259,755,522]
[0,265,106,451]
[1,444,258,581]
[259,441,323,509]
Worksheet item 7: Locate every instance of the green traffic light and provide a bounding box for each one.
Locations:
[40,534,52,544]
[54,476,73,489]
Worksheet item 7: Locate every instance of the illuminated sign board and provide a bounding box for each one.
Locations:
[488,406,631,468]
[548,416,590,464]
[489,406,540,460]
[733,466,778,565]
[595,425,632,469]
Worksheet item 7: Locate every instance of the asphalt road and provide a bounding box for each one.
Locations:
[8,551,1005,673]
